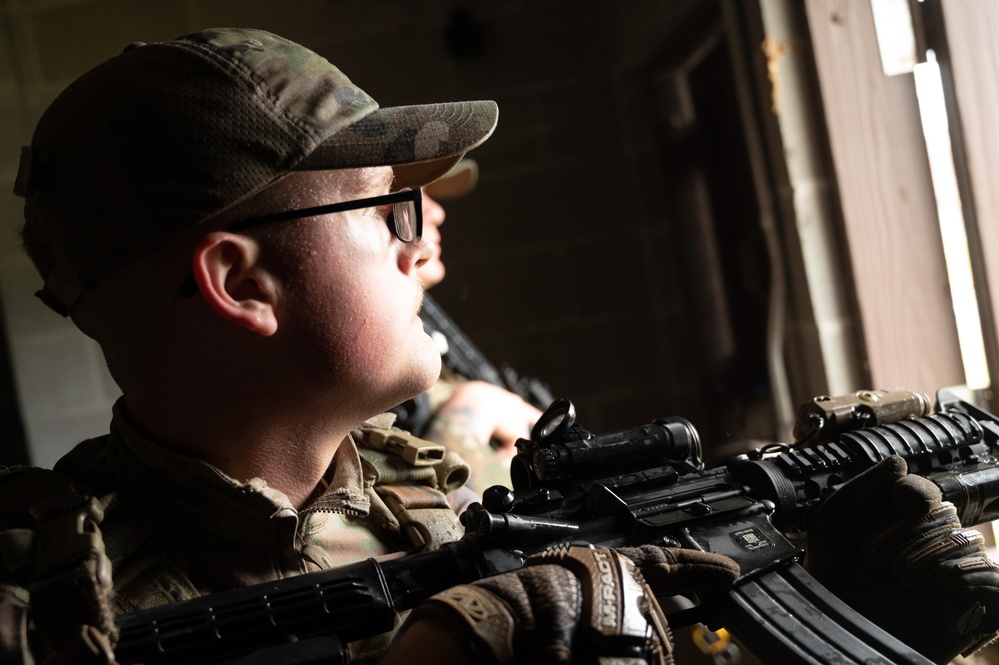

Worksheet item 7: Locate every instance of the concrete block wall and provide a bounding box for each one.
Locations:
[0,0,716,467]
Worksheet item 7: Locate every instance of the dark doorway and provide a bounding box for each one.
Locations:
[646,2,772,461]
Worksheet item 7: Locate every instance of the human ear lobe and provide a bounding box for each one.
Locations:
[191,232,279,336]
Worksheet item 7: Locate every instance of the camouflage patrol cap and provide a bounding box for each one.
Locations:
[13,27,498,316]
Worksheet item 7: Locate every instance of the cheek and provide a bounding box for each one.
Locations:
[296,263,404,373]
[277,229,437,398]
[342,285,398,365]
[277,245,371,364]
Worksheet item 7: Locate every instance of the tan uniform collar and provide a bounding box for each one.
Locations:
[103,400,371,543]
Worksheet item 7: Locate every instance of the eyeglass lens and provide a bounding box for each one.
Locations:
[390,200,418,243]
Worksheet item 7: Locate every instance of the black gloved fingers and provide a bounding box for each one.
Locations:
[832,456,909,510]
[903,528,987,572]
[891,528,988,589]
[890,473,943,515]
[805,454,999,663]
[867,502,963,566]
[615,545,740,596]
[919,563,999,643]
[809,456,911,549]
[868,501,990,584]
[928,556,999,594]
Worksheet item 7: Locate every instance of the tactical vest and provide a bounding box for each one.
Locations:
[0,419,471,659]
[351,417,470,551]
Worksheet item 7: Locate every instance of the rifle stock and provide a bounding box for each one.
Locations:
[116,387,999,664]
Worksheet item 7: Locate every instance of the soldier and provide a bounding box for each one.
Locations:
[2,26,998,665]
[0,27,733,664]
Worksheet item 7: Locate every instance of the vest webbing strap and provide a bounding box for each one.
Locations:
[29,491,117,653]
[355,429,469,553]
[378,484,463,551]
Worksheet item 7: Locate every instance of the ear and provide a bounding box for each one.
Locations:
[191,232,279,336]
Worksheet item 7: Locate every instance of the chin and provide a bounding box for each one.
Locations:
[400,336,443,397]
[417,345,444,389]
[386,370,440,416]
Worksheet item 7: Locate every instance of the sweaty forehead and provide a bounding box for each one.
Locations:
[367,166,396,191]
[220,167,394,222]
[295,167,394,201]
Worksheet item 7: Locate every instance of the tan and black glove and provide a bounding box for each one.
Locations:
[398,544,739,665]
[807,455,999,663]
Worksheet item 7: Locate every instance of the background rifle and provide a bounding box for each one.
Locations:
[115,387,999,664]
[391,294,555,434]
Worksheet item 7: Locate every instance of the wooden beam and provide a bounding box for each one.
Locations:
[802,0,964,395]
[929,0,999,407]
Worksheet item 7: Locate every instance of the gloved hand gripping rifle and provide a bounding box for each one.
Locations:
[113,388,999,664]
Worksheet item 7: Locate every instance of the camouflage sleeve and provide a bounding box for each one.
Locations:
[421,380,514,494]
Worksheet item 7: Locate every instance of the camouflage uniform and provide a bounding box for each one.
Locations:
[389,347,517,511]
[4,26,496,663]
[0,401,467,661]
[423,371,515,494]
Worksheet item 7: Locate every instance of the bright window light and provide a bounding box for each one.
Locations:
[913,50,990,390]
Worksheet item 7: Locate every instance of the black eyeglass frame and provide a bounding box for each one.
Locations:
[228,187,423,241]
[179,187,423,297]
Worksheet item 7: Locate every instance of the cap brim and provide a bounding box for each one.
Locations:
[294,100,497,189]
[393,156,464,190]
[424,159,479,199]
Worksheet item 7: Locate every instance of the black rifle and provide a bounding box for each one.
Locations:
[391,294,555,434]
[114,387,999,665]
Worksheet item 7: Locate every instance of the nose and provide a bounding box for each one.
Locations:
[422,194,446,230]
[399,236,435,276]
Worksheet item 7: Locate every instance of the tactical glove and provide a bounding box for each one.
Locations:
[807,455,999,663]
[399,544,739,665]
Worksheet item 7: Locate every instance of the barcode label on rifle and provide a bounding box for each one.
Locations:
[732,527,775,552]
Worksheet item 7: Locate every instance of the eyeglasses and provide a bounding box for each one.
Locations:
[179,187,423,297]
[228,187,423,242]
